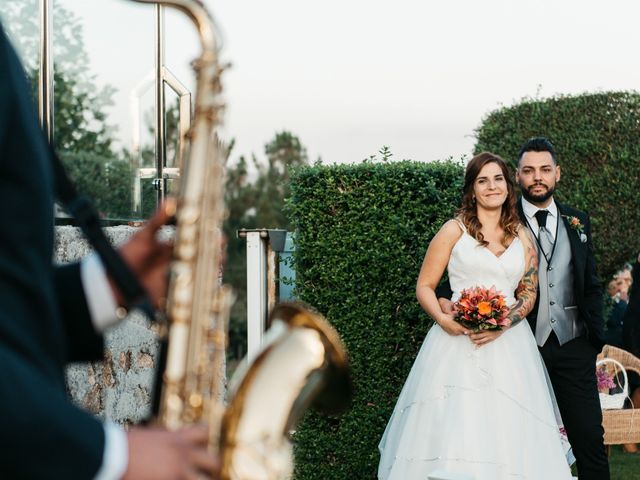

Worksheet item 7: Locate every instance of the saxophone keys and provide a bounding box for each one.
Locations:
[189,392,204,409]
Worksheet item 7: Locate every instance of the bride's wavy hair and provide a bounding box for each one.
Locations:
[457,152,520,247]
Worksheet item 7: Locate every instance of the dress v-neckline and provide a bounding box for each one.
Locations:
[464,232,519,260]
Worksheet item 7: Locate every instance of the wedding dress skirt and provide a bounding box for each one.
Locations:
[378,229,573,480]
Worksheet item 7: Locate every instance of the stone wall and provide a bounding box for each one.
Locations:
[57,225,228,426]
[57,226,161,425]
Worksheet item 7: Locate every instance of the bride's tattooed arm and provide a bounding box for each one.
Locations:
[509,228,539,328]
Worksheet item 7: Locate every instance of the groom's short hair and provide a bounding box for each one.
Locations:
[517,137,558,166]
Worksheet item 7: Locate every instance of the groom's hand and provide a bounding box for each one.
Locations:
[438,298,455,315]
[437,300,469,336]
[438,315,469,336]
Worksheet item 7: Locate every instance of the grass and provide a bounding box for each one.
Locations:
[570,446,640,479]
[610,446,640,480]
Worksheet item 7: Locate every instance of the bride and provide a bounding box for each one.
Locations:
[378,152,573,479]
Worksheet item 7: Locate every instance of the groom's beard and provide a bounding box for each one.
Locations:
[520,182,556,203]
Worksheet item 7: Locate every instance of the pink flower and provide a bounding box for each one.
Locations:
[596,368,616,391]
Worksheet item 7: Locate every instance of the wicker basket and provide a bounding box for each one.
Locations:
[603,409,640,445]
[596,358,628,410]
[597,345,640,445]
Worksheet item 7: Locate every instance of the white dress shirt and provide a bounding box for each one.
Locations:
[521,197,559,241]
[80,254,129,480]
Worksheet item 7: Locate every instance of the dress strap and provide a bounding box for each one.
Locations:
[452,218,467,233]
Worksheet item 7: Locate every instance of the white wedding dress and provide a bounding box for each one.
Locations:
[378,225,573,480]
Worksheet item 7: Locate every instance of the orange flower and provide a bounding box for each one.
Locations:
[453,285,510,331]
[477,301,492,315]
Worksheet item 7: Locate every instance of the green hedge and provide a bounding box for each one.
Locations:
[287,159,464,479]
[475,91,640,279]
[61,151,156,219]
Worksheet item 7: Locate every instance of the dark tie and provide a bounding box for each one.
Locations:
[534,209,549,229]
[534,209,554,345]
[534,210,553,256]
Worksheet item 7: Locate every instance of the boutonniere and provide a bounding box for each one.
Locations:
[562,215,587,243]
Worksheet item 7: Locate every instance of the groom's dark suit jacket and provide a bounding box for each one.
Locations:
[437,198,605,350]
[516,200,605,350]
[0,24,106,478]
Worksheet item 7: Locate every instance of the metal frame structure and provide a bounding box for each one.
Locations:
[130,67,191,214]
[39,0,54,143]
[132,5,192,213]
[153,5,167,204]
[38,1,192,215]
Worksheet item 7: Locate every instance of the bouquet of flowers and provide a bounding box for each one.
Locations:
[453,285,510,331]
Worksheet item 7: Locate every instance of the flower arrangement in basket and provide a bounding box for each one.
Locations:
[596,358,628,410]
[453,285,510,332]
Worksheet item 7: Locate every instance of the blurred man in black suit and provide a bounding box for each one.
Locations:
[0,22,217,479]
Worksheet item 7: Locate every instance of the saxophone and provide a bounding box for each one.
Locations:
[128,1,352,478]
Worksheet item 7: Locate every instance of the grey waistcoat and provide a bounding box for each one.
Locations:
[534,219,585,346]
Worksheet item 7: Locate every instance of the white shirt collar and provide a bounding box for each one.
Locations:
[521,196,558,220]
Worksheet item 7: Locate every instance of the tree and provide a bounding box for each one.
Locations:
[1,1,144,218]
[223,131,310,363]
[61,151,135,219]
[29,70,116,158]
[1,0,90,78]
[2,0,117,157]
[253,131,309,229]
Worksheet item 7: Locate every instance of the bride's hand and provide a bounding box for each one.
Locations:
[469,329,504,347]
[438,316,469,336]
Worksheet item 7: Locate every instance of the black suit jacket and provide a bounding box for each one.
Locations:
[436,199,605,350]
[0,24,106,478]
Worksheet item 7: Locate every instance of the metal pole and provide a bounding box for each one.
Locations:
[244,231,268,362]
[130,71,155,214]
[163,67,192,171]
[39,0,54,143]
[154,5,166,205]
[240,229,288,362]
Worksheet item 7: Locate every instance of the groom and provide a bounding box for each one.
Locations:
[439,137,609,480]
[515,137,608,479]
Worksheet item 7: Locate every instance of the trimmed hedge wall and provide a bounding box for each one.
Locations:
[287,159,463,479]
[475,91,640,279]
[61,151,156,219]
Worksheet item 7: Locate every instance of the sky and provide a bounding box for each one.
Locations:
[9,0,640,165]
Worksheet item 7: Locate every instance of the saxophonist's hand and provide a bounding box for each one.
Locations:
[124,425,220,480]
[109,199,175,310]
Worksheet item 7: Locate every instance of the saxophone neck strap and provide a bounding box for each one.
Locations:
[49,144,155,318]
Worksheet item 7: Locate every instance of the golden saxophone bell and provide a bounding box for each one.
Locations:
[221,302,352,480]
